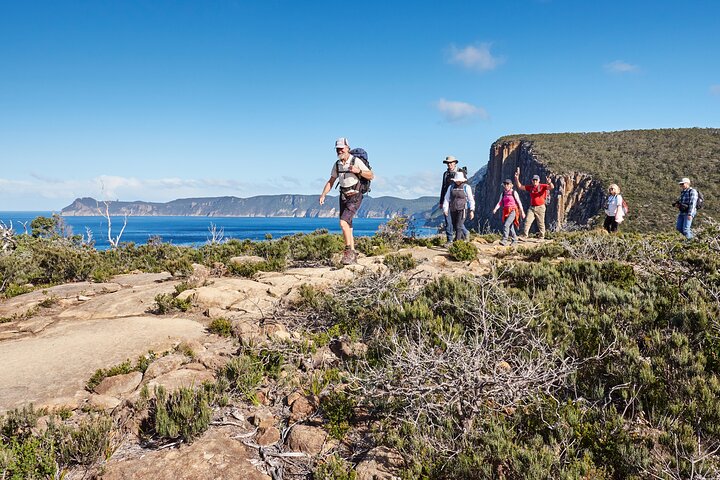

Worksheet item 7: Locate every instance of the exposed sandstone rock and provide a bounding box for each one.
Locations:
[87,393,122,411]
[144,369,215,393]
[187,264,211,288]
[57,281,181,320]
[330,339,368,360]
[111,272,173,287]
[142,354,186,381]
[256,426,281,446]
[101,430,270,480]
[94,372,143,397]
[289,395,319,422]
[177,278,277,315]
[355,446,404,480]
[286,424,331,455]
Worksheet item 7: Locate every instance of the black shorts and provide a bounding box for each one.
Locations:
[339,193,363,227]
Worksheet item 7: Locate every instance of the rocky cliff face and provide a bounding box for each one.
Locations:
[475,140,605,231]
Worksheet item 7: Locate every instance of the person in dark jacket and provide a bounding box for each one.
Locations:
[439,156,461,244]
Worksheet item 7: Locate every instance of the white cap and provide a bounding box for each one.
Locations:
[453,172,467,182]
[678,177,691,185]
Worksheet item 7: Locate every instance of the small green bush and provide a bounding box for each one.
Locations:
[48,414,112,466]
[153,292,193,314]
[220,355,264,403]
[314,454,357,480]
[447,240,478,261]
[383,253,417,272]
[148,386,212,444]
[321,391,356,440]
[208,317,233,337]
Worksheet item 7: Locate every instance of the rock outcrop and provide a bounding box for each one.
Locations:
[474,140,605,231]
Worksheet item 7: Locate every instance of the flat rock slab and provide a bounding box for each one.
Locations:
[0,281,122,318]
[102,429,271,480]
[57,281,181,321]
[0,315,204,413]
[111,272,174,287]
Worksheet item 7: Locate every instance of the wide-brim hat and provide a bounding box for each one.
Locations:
[443,155,458,164]
[678,177,691,184]
[453,172,467,182]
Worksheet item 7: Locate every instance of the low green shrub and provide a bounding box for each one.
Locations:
[321,391,356,440]
[208,317,233,337]
[220,355,264,403]
[47,414,113,467]
[0,405,113,478]
[153,292,192,314]
[447,240,478,261]
[147,385,212,444]
[383,253,417,272]
[314,454,357,480]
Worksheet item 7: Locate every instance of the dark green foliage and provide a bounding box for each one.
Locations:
[314,454,357,480]
[153,292,192,314]
[283,229,345,263]
[383,253,417,272]
[146,385,212,443]
[47,414,112,467]
[0,406,112,478]
[219,355,265,403]
[447,240,478,261]
[207,317,233,337]
[321,391,356,440]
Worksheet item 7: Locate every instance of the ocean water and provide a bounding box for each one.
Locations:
[0,212,436,250]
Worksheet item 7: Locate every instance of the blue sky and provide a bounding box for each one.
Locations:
[1,0,718,210]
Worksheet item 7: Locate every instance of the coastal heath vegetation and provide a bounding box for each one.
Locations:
[277,224,720,478]
[0,215,440,297]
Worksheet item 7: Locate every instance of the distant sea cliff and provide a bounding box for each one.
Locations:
[61,195,437,219]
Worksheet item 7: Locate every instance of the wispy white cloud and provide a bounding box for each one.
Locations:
[448,43,503,71]
[710,85,720,96]
[604,60,640,73]
[435,98,489,123]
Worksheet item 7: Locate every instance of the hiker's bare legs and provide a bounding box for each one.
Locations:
[340,219,354,250]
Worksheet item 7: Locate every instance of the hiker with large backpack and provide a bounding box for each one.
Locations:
[673,177,700,239]
[603,183,626,233]
[319,137,374,265]
[442,171,475,242]
[492,178,526,246]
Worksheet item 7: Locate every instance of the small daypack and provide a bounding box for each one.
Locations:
[696,189,705,210]
[350,148,372,194]
[450,184,468,212]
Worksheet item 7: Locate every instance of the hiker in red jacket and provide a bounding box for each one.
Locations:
[514,168,554,239]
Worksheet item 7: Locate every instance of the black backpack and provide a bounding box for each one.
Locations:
[696,189,705,210]
[349,148,372,194]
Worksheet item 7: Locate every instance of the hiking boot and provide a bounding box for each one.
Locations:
[444,241,453,248]
[499,240,508,246]
[341,248,354,265]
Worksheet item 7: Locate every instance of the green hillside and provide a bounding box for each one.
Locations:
[498,128,720,232]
